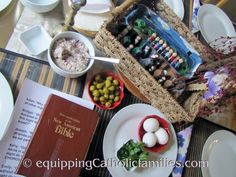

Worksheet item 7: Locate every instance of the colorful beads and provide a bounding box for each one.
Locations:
[118,24,186,74]
[148,33,157,42]
[134,19,146,29]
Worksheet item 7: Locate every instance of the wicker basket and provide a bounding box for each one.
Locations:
[94,0,209,122]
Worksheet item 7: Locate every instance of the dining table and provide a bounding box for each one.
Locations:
[0,0,236,177]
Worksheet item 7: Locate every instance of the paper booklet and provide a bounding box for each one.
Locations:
[0,79,94,177]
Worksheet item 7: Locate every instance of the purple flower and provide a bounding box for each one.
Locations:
[204,71,214,80]
[203,68,228,102]
[203,80,221,100]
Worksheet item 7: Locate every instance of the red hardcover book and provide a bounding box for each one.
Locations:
[17,94,99,177]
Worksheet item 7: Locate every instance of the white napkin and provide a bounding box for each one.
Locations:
[80,0,114,14]
[74,11,110,31]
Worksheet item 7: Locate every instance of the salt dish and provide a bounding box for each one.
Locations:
[19,25,52,56]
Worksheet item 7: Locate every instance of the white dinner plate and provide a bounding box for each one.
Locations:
[201,130,236,177]
[0,0,12,12]
[0,72,14,140]
[197,4,236,44]
[103,104,177,177]
[164,0,185,20]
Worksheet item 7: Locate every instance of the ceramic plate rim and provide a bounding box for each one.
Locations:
[197,4,236,44]
[0,0,13,12]
[103,103,178,177]
[201,130,236,177]
[0,72,14,140]
[164,0,185,20]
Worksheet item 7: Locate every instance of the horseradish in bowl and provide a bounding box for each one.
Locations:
[48,32,95,78]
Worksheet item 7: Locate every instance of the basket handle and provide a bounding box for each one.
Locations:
[111,0,140,17]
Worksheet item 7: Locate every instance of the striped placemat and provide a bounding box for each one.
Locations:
[0,48,85,99]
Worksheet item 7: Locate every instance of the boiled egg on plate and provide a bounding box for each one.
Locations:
[142,132,157,148]
[143,118,159,132]
[155,127,169,145]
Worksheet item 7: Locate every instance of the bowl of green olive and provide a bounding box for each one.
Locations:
[88,72,124,110]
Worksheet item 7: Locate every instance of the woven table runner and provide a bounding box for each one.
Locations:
[0,48,85,99]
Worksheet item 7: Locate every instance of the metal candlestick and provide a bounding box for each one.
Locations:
[63,0,87,31]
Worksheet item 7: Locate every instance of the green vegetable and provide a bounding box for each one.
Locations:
[105,102,112,108]
[93,81,97,85]
[103,88,109,94]
[90,85,96,92]
[105,80,112,88]
[93,96,99,102]
[114,96,120,102]
[104,94,109,99]
[113,79,119,86]
[117,140,149,171]
[106,76,113,81]
[89,74,122,108]
[95,75,102,82]
[99,96,105,102]
[108,86,115,91]
[96,83,104,89]
[92,90,99,97]
[99,89,103,95]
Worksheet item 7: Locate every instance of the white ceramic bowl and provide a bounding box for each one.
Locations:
[48,31,95,78]
[20,0,59,13]
[19,25,52,55]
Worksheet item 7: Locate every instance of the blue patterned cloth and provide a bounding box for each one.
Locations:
[172,126,193,177]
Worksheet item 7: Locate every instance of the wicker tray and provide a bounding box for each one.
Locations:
[94,0,209,122]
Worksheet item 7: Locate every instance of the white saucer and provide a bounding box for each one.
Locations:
[201,130,236,177]
[197,4,236,44]
[103,104,177,177]
[19,25,52,56]
[0,72,14,140]
[164,0,185,20]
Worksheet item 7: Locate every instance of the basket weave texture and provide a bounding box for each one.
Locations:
[94,0,208,122]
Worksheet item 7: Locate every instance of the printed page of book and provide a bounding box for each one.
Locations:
[0,79,94,176]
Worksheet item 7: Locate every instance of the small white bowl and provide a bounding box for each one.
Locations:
[19,25,52,55]
[48,31,95,78]
[20,0,59,13]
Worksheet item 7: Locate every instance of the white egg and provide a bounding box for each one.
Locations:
[142,132,157,148]
[143,118,159,132]
[155,128,169,145]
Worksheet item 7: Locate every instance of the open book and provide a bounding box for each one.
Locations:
[0,79,94,176]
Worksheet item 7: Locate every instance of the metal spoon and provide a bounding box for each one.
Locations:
[89,56,120,64]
